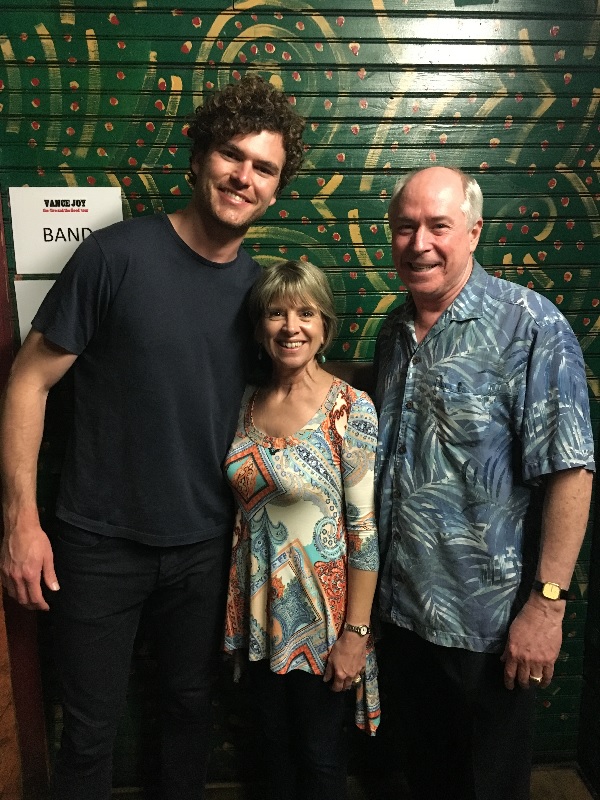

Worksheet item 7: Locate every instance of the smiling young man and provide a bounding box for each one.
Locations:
[374,166,594,799]
[0,75,305,800]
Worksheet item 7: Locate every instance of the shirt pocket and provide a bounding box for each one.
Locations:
[432,383,499,446]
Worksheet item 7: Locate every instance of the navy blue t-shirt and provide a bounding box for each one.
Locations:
[33,213,260,545]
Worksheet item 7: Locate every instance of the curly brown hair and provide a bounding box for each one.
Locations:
[187,74,306,193]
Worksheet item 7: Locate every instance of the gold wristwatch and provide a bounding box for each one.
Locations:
[532,580,568,601]
[344,622,371,636]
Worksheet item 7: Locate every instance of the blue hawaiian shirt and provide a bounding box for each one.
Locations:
[374,262,595,653]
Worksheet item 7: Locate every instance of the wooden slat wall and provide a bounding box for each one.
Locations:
[580,489,600,792]
[0,595,22,800]
[0,190,26,800]
[0,0,598,792]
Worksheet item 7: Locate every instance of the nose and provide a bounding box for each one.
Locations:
[282,311,300,331]
[412,225,430,253]
[231,160,251,186]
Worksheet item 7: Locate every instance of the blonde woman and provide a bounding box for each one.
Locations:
[224,260,379,800]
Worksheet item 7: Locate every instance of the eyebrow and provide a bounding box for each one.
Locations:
[395,215,453,224]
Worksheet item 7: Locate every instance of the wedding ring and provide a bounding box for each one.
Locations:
[352,675,362,686]
[529,675,542,685]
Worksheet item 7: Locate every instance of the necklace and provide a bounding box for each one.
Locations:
[249,387,260,430]
[249,388,284,453]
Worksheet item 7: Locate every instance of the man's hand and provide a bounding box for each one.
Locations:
[501,594,564,690]
[1,522,59,610]
[323,630,367,691]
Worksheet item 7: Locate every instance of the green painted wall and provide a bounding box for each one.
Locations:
[1,0,598,790]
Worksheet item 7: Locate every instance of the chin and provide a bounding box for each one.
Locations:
[218,218,252,232]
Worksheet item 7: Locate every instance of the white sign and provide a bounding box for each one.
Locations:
[14,280,56,343]
[9,186,123,274]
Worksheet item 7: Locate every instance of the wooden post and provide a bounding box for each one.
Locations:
[0,592,22,800]
[0,191,50,798]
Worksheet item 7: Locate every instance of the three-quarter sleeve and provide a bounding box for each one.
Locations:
[342,391,379,572]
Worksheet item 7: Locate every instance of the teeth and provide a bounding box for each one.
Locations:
[280,342,302,348]
[223,189,246,202]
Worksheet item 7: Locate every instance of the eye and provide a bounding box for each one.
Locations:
[256,163,277,177]
[219,147,238,161]
[267,308,283,318]
[298,307,317,318]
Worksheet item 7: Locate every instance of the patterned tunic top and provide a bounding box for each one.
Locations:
[374,262,595,653]
[224,378,380,734]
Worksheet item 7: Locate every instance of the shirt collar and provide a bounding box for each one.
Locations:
[448,260,487,321]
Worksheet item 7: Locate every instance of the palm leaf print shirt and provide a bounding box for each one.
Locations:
[224,378,380,734]
[374,262,595,653]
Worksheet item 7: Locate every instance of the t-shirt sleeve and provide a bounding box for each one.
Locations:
[32,233,113,355]
[342,389,380,571]
[520,317,595,482]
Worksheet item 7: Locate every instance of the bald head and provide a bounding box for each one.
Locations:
[388,166,483,230]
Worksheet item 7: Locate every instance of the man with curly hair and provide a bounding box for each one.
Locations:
[0,75,305,800]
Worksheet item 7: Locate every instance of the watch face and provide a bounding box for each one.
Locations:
[346,623,369,636]
[542,583,561,600]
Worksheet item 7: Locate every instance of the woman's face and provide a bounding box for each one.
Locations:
[259,295,325,375]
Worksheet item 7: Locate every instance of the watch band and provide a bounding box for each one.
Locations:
[532,580,569,601]
[344,622,371,636]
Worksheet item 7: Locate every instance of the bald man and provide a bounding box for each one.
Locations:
[374,166,594,800]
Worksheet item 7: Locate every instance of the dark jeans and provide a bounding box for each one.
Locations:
[49,522,230,800]
[376,625,536,800]
[247,660,348,800]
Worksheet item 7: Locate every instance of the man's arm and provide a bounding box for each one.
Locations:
[0,331,77,610]
[501,466,593,690]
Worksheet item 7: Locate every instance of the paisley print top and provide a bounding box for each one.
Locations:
[224,378,380,734]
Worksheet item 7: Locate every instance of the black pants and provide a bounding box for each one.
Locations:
[247,660,348,800]
[376,625,536,800]
[49,522,230,800]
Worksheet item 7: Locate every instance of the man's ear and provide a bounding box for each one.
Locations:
[190,151,206,178]
[469,218,483,252]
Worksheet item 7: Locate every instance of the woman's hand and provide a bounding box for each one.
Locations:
[323,630,367,691]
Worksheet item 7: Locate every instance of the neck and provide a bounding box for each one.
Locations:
[269,361,326,393]
[413,309,441,343]
[168,204,246,263]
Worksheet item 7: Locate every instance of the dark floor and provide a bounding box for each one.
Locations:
[112,764,597,800]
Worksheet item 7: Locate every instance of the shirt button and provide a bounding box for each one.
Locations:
[398,445,407,454]
[405,400,413,409]
[412,356,421,364]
